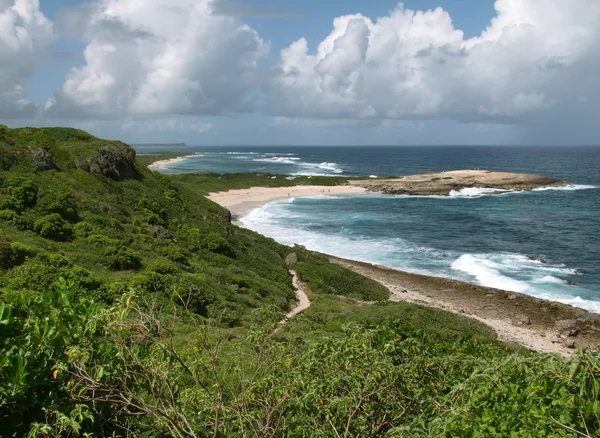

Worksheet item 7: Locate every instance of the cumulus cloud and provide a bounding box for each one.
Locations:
[269,0,600,139]
[0,0,53,117]
[47,0,269,118]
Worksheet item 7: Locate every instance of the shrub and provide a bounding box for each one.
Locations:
[201,233,236,258]
[33,214,73,241]
[105,246,141,271]
[73,222,98,239]
[87,233,119,248]
[0,195,19,212]
[0,235,12,269]
[7,177,38,209]
[158,245,188,265]
[9,242,36,265]
[36,188,78,222]
[0,209,17,223]
[146,260,180,275]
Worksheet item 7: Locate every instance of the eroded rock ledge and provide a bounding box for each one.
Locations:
[350,170,567,196]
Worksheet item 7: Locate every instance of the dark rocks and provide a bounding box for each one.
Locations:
[224,209,232,224]
[568,329,581,337]
[29,148,57,171]
[285,252,298,267]
[79,143,137,181]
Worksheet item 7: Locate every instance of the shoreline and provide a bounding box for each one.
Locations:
[207,185,368,217]
[332,257,600,356]
[207,185,600,355]
[148,154,201,171]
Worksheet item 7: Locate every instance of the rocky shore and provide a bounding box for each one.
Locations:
[332,256,600,356]
[350,170,567,196]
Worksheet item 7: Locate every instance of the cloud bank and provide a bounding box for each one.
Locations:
[0,0,53,117]
[0,0,599,142]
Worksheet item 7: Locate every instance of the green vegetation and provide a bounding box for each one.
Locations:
[1,125,599,437]
[171,172,354,194]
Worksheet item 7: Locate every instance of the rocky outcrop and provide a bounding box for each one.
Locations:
[350,170,567,196]
[285,252,298,267]
[77,143,137,181]
[29,148,57,171]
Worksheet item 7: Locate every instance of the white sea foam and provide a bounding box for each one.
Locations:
[532,184,596,192]
[449,187,509,197]
[240,200,600,313]
[254,156,302,164]
[451,254,530,292]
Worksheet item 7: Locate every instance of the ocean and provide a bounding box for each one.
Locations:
[137,145,600,313]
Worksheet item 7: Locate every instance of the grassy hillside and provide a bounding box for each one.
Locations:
[1,126,599,437]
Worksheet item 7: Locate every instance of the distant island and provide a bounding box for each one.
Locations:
[351,169,567,196]
[133,142,187,147]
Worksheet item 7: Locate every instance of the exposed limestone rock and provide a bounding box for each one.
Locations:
[75,143,137,181]
[350,170,567,196]
[285,252,298,267]
[29,148,57,171]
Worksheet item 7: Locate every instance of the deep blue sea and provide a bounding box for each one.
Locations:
[137,145,600,312]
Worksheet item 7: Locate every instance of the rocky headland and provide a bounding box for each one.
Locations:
[351,170,567,196]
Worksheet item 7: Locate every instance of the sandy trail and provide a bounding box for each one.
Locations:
[277,270,310,327]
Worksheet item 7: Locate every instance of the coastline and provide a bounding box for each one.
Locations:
[207,185,368,217]
[148,154,201,171]
[207,185,600,356]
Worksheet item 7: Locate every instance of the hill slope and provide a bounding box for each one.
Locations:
[1,126,598,437]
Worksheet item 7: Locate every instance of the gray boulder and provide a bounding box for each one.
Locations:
[285,252,298,267]
[78,143,137,181]
[29,148,57,171]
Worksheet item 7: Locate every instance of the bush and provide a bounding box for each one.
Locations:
[9,242,36,265]
[33,214,73,241]
[158,245,188,265]
[0,235,12,269]
[36,188,78,222]
[146,260,180,275]
[73,222,98,239]
[0,209,17,223]
[87,233,119,248]
[7,177,38,209]
[0,195,20,212]
[201,233,236,258]
[107,247,141,271]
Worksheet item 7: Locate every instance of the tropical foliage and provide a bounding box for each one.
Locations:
[0,125,598,437]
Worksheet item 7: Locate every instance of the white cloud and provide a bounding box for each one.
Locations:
[47,0,268,118]
[0,0,53,117]
[269,0,600,138]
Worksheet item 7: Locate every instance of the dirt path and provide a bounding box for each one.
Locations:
[331,258,600,357]
[277,270,310,327]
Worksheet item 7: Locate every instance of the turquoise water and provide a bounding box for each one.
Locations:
[138,145,600,312]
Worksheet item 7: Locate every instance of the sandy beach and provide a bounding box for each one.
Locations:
[207,185,367,217]
[148,154,201,171]
[207,184,600,356]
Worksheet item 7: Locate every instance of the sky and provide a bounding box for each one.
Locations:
[0,0,599,145]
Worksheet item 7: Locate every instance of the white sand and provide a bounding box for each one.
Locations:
[207,185,368,216]
[148,154,201,171]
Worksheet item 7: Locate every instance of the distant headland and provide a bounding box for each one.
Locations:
[350,170,567,196]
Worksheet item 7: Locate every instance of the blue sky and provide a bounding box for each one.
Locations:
[1,0,599,145]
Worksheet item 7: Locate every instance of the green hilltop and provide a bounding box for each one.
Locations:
[0,126,599,437]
